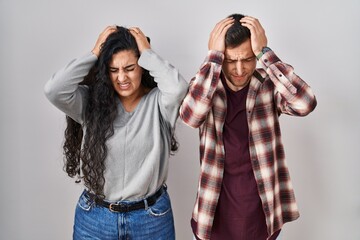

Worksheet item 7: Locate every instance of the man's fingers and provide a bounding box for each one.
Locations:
[240,16,264,33]
[208,17,234,52]
[212,17,233,35]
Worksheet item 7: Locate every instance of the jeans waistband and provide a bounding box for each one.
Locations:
[91,185,166,213]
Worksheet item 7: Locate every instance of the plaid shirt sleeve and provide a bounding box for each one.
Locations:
[248,49,317,236]
[179,50,224,128]
[179,50,227,239]
[258,50,317,116]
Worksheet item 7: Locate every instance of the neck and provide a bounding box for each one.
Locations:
[224,76,251,92]
[120,86,148,112]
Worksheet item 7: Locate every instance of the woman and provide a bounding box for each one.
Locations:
[44,25,188,239]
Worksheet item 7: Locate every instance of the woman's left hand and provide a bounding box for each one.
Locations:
[129,27,150,53]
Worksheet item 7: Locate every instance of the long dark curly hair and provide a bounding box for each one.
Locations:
[63,26,178,198]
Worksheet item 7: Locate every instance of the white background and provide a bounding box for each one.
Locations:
[1,0,359,239]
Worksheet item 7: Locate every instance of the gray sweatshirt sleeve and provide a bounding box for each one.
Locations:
[138,49,188,126]
[44,52,98,124]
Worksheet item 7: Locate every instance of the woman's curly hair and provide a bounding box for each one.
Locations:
[63,26,178,199]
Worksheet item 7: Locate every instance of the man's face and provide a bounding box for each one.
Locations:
[222,38,256,92]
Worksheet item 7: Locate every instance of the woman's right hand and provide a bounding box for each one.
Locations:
[91,25,117,57]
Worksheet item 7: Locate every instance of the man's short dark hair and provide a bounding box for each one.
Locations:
[225,13,251,48]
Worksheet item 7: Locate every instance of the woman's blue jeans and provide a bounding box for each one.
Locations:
[73,187,175,240]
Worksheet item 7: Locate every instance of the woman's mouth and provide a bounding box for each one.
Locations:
[118,82,131,90]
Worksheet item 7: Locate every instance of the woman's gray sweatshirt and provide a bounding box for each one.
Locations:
[44,49,188,201]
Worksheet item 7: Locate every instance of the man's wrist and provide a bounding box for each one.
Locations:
[207,50,224,65]
[256,46,271,60]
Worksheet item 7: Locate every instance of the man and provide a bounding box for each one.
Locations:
[180,14,317,240]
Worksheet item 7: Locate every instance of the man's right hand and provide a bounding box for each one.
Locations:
[208,17,234,53]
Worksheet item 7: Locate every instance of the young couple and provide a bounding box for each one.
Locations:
[45,13,317,240]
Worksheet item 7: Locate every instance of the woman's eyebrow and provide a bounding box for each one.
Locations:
[109,63,136,69]
[124,64,136,69]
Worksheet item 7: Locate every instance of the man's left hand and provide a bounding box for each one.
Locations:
[240,16,268,56]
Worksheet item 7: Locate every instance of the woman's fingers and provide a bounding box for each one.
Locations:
[92,25,117,57]
[129,27,151,53]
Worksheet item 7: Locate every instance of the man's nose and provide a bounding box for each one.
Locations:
[235,61,244,75]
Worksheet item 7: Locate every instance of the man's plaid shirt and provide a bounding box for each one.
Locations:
[180,50,317,240]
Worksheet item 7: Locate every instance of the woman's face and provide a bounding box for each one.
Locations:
[108,50,143,101]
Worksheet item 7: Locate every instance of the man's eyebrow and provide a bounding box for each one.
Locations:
[225,55,255,61]
[224,56,237,61]
[244,56,256,60]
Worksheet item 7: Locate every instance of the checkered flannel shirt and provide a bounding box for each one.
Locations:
[180,50,317,240]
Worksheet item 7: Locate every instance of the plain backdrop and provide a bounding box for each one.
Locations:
[1,0,359,239]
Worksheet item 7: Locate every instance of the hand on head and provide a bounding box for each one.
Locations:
[91,25,151,58]
[208,17,234,52]
[209,15,268,56]
[239,16,267,56]
[92,25,118,57]
[129,27,151,53]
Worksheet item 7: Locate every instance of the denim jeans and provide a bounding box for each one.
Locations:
[73,187,175,240]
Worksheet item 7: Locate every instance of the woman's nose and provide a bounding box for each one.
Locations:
[117,71,127,82]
